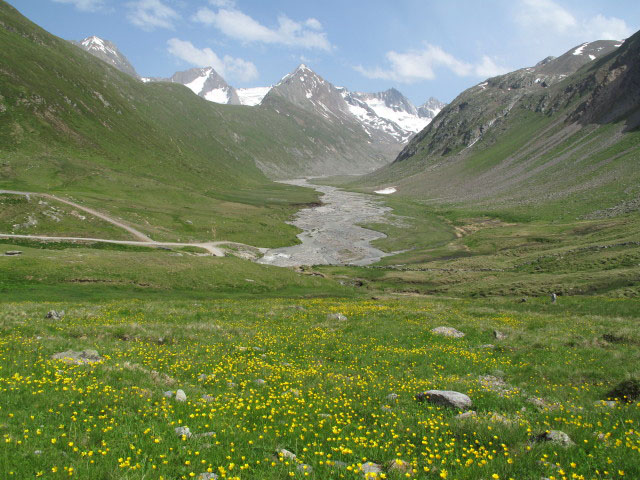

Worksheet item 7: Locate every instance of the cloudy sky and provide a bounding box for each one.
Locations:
[9,0,639,104]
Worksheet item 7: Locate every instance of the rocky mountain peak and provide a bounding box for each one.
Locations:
[72,35,138,78]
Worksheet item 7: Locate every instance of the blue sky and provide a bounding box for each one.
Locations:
[8,0,640,104]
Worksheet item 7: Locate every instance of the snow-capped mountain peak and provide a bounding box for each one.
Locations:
[168,67,241,105]
[72,35,139,78]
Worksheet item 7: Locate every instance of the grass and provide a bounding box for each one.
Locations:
[0,296,638,479]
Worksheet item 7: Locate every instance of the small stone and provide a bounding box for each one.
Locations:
[254,379,266,386]
[431,326,465,338]
[227,382,237,388]
[34,450,43,455]
[489,413,513,425]
[455,410,477,419]
[534,430,574,447]
[297,464,313,473]
[388,459,413,475]
[386,393,399,402]
[380,405,392,412]
[197,472,218,480]
[493,330,507,340]
[277,448,297,460]
[361,462,383,476]
[284,388,301,397]
[175,426,191,438]
[201,394,215,402]
[197,374,209,381]
[5,250,22,256]
[193,431,215,439]
[416,390,472,410]
[163,391,174,399]
[318,413,331,419]
[327,313,348,321]
[175,389,187,402]
[330,460,348,469]
[46,310,65,320]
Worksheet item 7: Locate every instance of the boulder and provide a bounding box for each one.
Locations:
[431,326,465,338]
[5,250,22,256]
[327,313,348,321]
[175,389,187,402]
[388,459,413,475]
[361,462,383,476]
[277,448,297,460]
[493,330,507,340]
[416,390,472,410]
[46,310,65,320]
[197,473,218,480]
[175,426,191,438]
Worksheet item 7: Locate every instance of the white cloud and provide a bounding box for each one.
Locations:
[167,38,258,82]
[355,44,509,83]
[193,6,332,51]
[515,0,577,33]
[52,0,106,11]
[126,0,180,31]
[515,0,630,40]
[209,0,235,6]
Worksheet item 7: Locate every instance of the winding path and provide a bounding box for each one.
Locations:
[0,190,229,255]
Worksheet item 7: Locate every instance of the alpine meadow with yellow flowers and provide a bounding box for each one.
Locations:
[0,297,638,479]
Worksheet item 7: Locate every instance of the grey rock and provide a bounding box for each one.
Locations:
[327,313,348,321]
[46,310,65,320]
[416,390,472,410]
[197,473,218,480]
[431,326,465,338]
[361,462,383,475]
[254,379,266,386]
[51,349,101,365]
[201,394,215,403]
[388,459,413,475]
[175,426,191,438]
[297,464,313,473]
[5,250,22,256]
[534,430,575,447]
[193,431,215,439]
[227,382,237,388]
[380,405,392,412]
[318,413,331,419]
[163,391,174,399]
[386,393,399,402]
[455,410,477,419]
[34,450,43,455]
[277,448,297,460]
[493,330,507,340]
[330,460,348,469]
[175,389,187,402]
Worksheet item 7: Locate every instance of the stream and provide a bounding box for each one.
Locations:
[257,179,393,267]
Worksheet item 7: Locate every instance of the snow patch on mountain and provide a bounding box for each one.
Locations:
[237,87,271,106]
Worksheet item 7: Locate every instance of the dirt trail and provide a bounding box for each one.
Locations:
[0,190,236,256]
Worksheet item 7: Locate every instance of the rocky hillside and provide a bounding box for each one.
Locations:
[357,35,640,220]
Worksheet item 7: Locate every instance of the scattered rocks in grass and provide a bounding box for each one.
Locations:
[46,310,65,320]
[254,379,266,386]
[174,426,191,438]
[415,390,472,410]
[605,379,640,402]
[387,459,413,475]
[5,250,22,256]
[327,312,347,321]
[175,389,187,402]
[197,473,218,480]
[277,448,297,460]
[360,462,383,476]
[479,375,511,395]
[431,326,465,338]
[493,330,507,340]
[51,349,101,365]
[386,393,399,402]
[534,430,574,447]
[297,464,313,474]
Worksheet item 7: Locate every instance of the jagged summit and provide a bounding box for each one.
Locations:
[71,35,138,78]
[168,67,241,105]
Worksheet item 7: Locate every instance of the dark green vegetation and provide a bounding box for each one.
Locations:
[0,297,638,479]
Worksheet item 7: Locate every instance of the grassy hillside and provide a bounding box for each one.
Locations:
[345,32,640,223]
[0,1,388,247]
